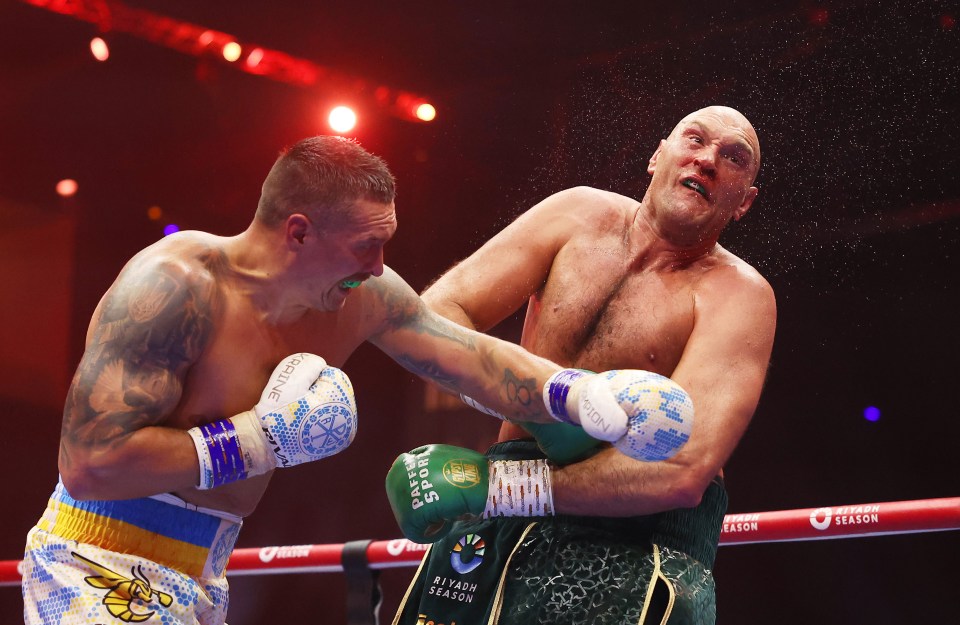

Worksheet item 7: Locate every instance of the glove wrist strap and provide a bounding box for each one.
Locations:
[543,369,587,424]
[187,418,249,490]
[483,459,554,518]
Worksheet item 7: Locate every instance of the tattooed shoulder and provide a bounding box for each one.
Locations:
[61,252,222,448]
[95,255,219,363]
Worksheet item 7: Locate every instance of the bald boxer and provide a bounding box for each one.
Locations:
[22,136,644,625]
[390,106,776,624]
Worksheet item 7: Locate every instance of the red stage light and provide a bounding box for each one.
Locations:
[246,47,264,69]
[222,42,242,62]
[328,106,357,133]
[56,179,78,197]
[90,37,109,61]
[414,103,436,122]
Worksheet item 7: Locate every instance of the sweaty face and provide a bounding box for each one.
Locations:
[647,107,760,242]
[305,198,397,311]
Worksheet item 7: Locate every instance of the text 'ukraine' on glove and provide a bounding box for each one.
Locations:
[385,444,553,544]
[187,353,357,489]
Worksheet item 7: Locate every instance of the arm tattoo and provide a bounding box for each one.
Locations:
[369,276,476,349]
[61,262,216,456]
[369,271,544,420]
[394,355,461,393]
[502,369,536,411]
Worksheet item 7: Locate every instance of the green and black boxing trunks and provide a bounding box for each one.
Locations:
[393,440,727,625]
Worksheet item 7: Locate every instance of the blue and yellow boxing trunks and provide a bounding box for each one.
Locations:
[22,480,242,625]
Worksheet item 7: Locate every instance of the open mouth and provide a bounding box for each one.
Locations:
[681,178,709,200]
[339,279,362,290]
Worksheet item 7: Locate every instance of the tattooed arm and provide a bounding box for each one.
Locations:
[59,254,216,500]
[365,268,560,423]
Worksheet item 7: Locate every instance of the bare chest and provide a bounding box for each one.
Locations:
[170,300,368,429]
[524,251,696,376]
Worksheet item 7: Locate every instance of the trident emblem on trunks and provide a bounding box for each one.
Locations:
[72,552,173,622]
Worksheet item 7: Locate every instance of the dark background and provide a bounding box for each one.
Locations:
[2,0,958,622]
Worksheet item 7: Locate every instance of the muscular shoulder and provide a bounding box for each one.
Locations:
[695,248,775,315]
[91,232,227,343]
[533,186,636,233]
[117,232,228,297]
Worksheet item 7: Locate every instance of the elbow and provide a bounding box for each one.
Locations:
[58,450,116,501]
[59,469,98,501]
[667,472,716,510]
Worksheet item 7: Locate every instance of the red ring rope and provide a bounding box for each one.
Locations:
[2,496,957,586]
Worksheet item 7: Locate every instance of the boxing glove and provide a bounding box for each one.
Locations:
[188,353,357,489]
[521,422,602,465]
[385,444,553,543]
[459,392,600,464]
[544,369,694,462]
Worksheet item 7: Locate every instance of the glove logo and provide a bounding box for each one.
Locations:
[449,533,485,574]
[298,402,355,458]
[441,459,482,489]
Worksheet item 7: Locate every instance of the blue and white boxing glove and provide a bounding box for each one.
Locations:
[187,353,357,489]
[543,369,693,462]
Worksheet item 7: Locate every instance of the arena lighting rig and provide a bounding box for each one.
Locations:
[19,0,437,124]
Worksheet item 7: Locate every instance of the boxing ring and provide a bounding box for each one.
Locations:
[4,496,958,622]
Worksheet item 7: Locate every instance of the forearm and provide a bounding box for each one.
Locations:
[449,332,561,424]
[59,425,202,500]
[550,446,712,516]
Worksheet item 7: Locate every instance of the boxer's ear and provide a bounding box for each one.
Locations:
[286,213,311,245]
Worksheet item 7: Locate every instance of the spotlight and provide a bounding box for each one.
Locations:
[246,47,265,69]
[328,106,357,133]
[163,224,180,236]
[415,103,437,122]
[222,42,242,62]
[56,179,78,197]
[90,37,109,62]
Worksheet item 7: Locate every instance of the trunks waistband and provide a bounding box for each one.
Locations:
[37,480,242,579]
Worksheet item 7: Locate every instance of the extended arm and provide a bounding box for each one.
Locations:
[551,268,776,516]
[367,268,560,423]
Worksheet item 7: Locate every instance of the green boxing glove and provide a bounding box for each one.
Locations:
[521,421,602,465]
[385,444,554,544]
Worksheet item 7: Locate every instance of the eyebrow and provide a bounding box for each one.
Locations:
[684,121,757,162]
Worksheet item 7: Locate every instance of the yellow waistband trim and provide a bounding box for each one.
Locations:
[39,497,214,579]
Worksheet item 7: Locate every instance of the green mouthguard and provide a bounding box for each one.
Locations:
[340,280,362,289]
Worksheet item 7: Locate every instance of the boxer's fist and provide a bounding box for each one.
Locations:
[543,369,693,462]
[521,422,601,465]
[385,445,489,543]
[189,353,358,489]
[385,444,555,543]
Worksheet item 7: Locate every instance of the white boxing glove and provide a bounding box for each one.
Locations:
[543,369,693,462]
[188,353,357,489]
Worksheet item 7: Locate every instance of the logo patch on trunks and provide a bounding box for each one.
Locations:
[72,552,172,622]
[449,533,485,574]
